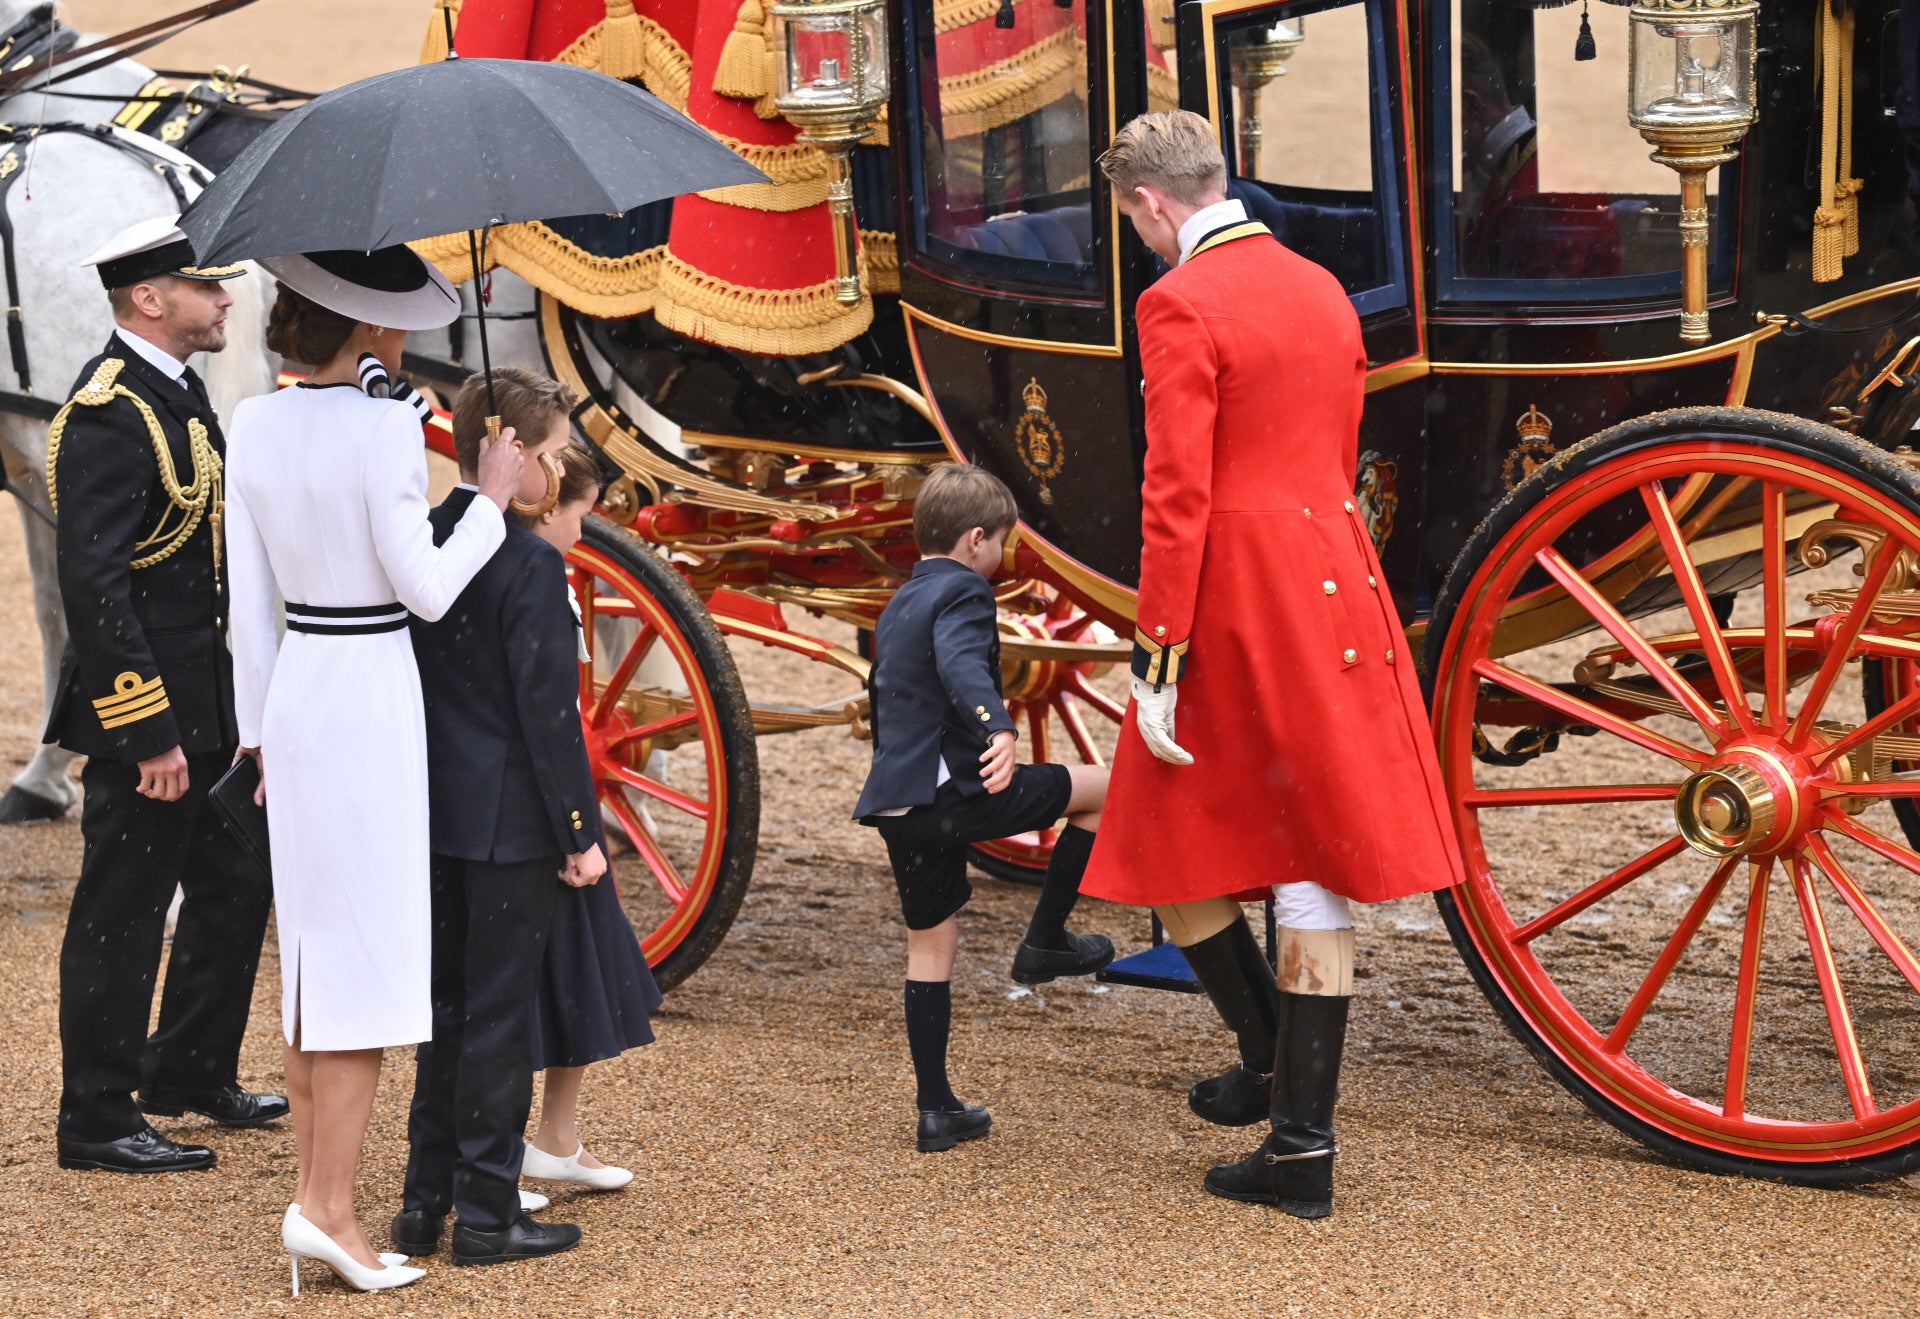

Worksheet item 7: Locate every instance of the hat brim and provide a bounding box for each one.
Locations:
[259,252,460,331]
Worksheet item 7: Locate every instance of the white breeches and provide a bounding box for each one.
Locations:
[1274,881,1352,931]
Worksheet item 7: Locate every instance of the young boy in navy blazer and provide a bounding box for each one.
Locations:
[854,464,1111,1152]
[393,368,605,1266]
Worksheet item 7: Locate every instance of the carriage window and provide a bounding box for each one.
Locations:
[1217,0,1404,314]
[1440,0,1731,301]
[911,0,1098,291]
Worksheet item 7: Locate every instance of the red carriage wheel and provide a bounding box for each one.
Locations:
[967,588,1127,883]
[569,517,759,991]
[1426,409,1920,1184]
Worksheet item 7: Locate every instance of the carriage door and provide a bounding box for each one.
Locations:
[1179,0,1431,614]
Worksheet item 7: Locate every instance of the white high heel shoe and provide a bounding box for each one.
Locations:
[521,1141,633,1189]
[287,1205,409,1265]
[519,1188,550,1213]
[282,1207,425,1295]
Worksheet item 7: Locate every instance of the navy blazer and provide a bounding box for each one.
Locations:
[413,487,601,863]
[853,557,1017,819]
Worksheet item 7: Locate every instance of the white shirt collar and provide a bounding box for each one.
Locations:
[1177,198,1249,265]
[113,328,188,387]
[456,482,479,492]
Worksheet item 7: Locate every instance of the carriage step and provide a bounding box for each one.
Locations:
[1093,941,1204,994]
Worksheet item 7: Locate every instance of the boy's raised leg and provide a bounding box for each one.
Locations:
[1011,765,1115,985]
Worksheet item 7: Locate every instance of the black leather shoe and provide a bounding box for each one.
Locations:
[139,1084,288,1128]
[391,1210,446,1256]
[1203,1133,1335,1219]
[1188,1063,1272,1127]
[1009,931,1115,985]
[916,1104,992,1153]
[57,1125,215,1173]
[452,1213,581,1266]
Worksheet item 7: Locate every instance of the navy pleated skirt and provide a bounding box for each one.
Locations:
[531,872,661,1071]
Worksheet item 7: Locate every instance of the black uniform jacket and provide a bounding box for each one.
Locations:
[853,556,1018,819]
[45,335,235,764]
[413,487,600,864]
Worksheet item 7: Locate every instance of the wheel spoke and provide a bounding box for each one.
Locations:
[605,709,702,752]
[1825,810,1920,880]
[1027,700,1052,764]
[1787,538,1898,746]
[1068,674,1126,724]
[1472,658,1708,767]
[1641,482,1757,734]
[1811,685,1920,769]
[1723,859,1773,1120]
[1762,483,1789,728]
[1805,831,1920,998]
[1055,694,1106,767]
[1535,545,1728,739]
[601,789,689,904]
[1820,778,1920,799]
[605,761,711,819]
[591,623,660,729]
[1463,783,1680,808]
[1788,853,1875,1120]
[1512,836,1689,944]
[1606,855,1739,1054]
[576,567,596,638]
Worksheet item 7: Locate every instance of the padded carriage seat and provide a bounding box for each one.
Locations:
[1235,182,1381,297]
[948,204,1093,265]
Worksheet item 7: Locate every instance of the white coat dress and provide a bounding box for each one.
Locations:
[225,382,504,1051]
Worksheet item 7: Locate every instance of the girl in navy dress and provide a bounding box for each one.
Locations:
[518,441,662,1191]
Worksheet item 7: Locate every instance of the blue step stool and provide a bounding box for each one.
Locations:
[1094,899,1277,995]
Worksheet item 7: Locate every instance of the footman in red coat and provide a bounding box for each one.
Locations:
[1082,111,1467,1219]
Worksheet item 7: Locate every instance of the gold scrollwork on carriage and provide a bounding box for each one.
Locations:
[1014,377,1065,504]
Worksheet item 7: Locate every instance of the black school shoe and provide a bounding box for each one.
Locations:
[452,1213,581,1266]
[140,1083,289,1128]
[1009,930,1115,986]
[391,1210,446,1256]
[57,1124,215,1173]
[916,1104,992,1153]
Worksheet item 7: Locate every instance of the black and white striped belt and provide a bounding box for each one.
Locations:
[283,601,410,635]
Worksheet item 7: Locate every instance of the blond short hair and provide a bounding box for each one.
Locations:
[1098,110,1228,206]
[914,463,1018,554]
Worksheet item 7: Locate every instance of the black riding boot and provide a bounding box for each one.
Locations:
[1204,991,1350,1219]
[1180,917,1281,1126]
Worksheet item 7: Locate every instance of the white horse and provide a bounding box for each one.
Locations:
[0,0,277,822]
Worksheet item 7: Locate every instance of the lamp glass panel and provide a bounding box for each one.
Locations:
[1628,14,1754,124]
[859,4,889,101]
[783,13,858,111]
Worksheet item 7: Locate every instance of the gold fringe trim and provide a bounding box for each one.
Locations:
[552,12,692,112]
[653,250,873,355]
[869,106,890,147]
[1146,61,1178,113]
[714,0,778,118]
[697,133,835,211]
[864,230,899,296]
[419,0,461,63]
[410,227,668,319]
[934,0,1024,32]
[938,28,1083,138]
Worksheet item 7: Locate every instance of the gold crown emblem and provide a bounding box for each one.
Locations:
[1022,377,1047,411]
[1515,405,1552,442]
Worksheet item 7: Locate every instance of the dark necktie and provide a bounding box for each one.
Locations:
[180,365,212,416]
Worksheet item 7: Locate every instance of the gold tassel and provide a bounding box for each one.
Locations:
[1838,6,1861,256]
[714,0,774,101]
[419,0,460,64]
[1144,0,1176,48]
[1812,2,1843,283]
[602,0,648,81]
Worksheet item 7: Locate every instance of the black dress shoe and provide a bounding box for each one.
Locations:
[139,1083,288,1128]
[1009,930,1115,985]
[916,1104,992,1153]
[57,1125,215,1173]
[1188,1064,1272,1127]
[391,1209,446,1256]
[452,1213,581,1266]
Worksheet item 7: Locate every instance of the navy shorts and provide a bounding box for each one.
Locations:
[869,763,1073,929]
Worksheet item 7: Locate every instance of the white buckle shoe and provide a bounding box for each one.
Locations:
[521,1142,634,1190]
[518,1188,550,1212]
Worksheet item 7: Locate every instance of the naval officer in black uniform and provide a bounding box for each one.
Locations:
[49,217,283,1174]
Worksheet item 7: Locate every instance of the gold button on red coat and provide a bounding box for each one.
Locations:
[1323,581,1336,595]
[1342,648,1357,664]
[1368,575,1377,589]
[1344,500,1355,513]
[1154,625,1166,636]
[1386,649,1395,663]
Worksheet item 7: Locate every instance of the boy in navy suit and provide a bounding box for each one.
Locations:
[853,464,1111,1152]
[393,368,605,1266]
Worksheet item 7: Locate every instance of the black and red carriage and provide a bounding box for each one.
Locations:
[408,0,1920,1183]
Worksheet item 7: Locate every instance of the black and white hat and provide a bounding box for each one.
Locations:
[259,246,459,331]
[83,215,247,290]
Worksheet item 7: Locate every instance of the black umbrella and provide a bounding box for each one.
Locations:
[178,46,767,421]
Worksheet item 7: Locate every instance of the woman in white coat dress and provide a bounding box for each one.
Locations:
[224,247,524,1293]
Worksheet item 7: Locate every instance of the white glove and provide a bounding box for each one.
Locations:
[1131,676,1194,766]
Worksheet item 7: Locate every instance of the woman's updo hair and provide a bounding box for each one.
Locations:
[265,281,357,367]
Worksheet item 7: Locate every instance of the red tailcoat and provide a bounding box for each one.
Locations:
[1079,224,1466,909]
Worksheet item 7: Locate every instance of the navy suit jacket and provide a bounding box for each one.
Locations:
[853,557,1017,819]
[413,487,601,863]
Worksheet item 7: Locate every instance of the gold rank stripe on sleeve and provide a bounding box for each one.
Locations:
[1131,628,1190,686]
[92,671,170,729]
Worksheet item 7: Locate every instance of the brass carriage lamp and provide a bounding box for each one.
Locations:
[1626,0,1757,344]
[770,0,890,306]
[1226,18,1304,171]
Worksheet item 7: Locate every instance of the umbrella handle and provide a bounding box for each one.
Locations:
[508,449,562,518]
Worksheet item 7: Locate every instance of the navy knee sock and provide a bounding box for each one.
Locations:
[1023,824,1097,950]
[903,979,961,1113]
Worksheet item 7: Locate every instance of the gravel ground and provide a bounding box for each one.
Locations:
[8,501,1920,1317]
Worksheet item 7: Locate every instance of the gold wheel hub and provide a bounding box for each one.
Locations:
[1674,748,1804,857]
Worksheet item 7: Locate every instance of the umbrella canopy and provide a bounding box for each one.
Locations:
[179,55,768,266]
